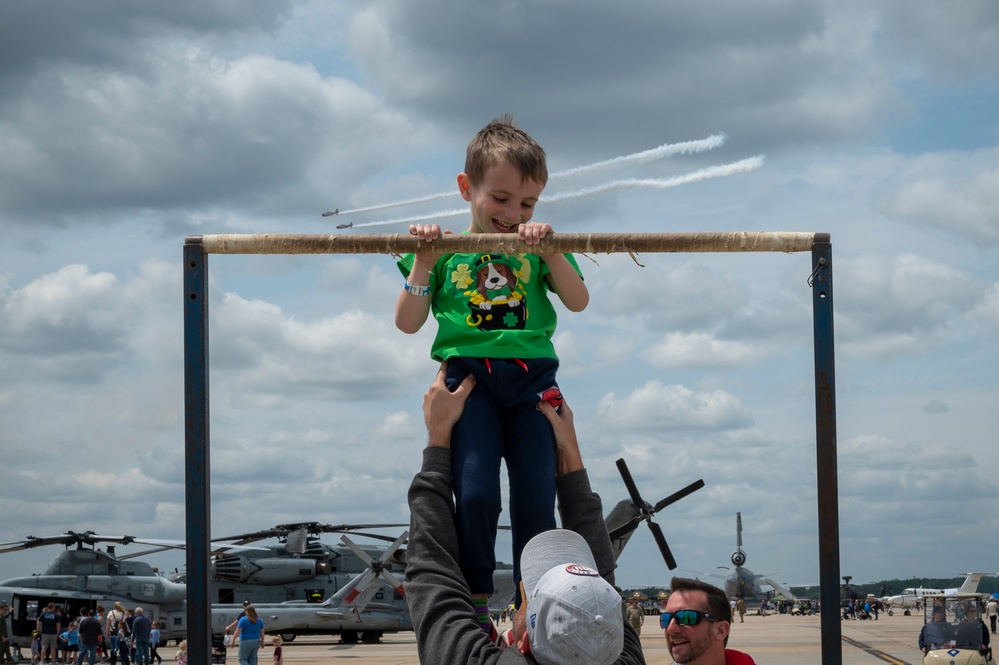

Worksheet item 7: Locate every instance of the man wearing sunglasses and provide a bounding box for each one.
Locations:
[405,364,645,664]
[661,578,756,665]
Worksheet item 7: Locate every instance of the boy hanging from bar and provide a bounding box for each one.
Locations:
[395,115,588,636]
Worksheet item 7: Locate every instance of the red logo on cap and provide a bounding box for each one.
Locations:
[564,564,598,577]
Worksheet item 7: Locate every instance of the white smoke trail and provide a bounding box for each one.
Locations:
[340,156,764,229]
[331,190,457,216]
[327,134,725,217]
[541,155,764,203]
[549,133,726,180]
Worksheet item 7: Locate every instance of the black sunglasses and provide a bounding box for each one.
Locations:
[660,609,721,628]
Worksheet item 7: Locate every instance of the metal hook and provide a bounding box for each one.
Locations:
[807,257,827,287]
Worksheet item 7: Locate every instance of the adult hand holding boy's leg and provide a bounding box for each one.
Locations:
[422,361,475,448]
[537,399,583,475]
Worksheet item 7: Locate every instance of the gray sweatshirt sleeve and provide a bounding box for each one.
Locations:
[405,447,522,664]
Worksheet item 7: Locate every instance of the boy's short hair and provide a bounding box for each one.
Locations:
[465,114,548,187]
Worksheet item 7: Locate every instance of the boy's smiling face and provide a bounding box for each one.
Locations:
[458,160,545,234]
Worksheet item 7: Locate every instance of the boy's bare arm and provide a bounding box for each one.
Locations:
[395,224,444,334]
[519,222,589,312]
[542,252,589,312]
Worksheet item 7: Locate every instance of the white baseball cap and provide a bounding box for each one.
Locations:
[521,529,623,665]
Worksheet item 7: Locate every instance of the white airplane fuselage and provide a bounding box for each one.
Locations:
[881,573,990,610]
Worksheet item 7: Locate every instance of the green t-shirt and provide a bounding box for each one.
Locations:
[398,250,582,362]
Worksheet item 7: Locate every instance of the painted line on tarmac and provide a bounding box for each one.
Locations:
[842,635,913,665]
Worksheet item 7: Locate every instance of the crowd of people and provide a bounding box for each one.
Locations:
[19,601,164,665]
[0,600,279,665]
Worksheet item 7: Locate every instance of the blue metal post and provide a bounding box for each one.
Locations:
[810,234,841,665]
[184,238,211,665]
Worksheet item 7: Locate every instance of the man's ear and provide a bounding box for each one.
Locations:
[457,173,472,201]
[716,620,731,643]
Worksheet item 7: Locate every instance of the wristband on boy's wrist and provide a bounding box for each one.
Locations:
[404,280,431,296]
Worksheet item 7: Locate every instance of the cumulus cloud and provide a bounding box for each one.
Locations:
[838,434,998,537]
[211,291,427,402]
[594,260,748,332]
[346,1,901,158]
[0,264,127,355]
[0,51,418,225]
[922,399,949,414]
[877,150,999,246]
[598,380,754,431]
[646,332,757,369]
[969,283,999,332]
[835,254,978,358]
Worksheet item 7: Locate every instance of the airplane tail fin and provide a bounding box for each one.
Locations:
[957,573,989,594]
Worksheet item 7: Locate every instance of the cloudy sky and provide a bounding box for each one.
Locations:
[1,1,998,594]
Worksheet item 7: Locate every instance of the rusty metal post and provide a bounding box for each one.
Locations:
[184,237,211,665]
[810,234,841,665]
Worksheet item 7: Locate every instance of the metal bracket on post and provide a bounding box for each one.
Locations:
[184,237,211,665]
[810,233,841,665]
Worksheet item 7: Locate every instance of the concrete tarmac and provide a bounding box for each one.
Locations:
[265,611,937,663]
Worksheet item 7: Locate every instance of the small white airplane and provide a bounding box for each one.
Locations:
[880,573,997,615]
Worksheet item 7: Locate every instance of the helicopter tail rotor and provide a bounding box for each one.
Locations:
[612,458,704,571]
[337,531,408,611]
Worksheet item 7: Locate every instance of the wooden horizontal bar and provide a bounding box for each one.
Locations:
[189,232,820,255]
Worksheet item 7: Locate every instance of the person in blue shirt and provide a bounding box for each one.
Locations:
[231,605,265,665]
[148,622,162,665]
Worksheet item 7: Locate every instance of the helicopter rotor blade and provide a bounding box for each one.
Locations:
[614,458,707,571]
[616,459,649,513]
[0,533,138,554]
[214,522,411,546]
[652,479,706,514]
[378,532,409,564]
[339,535,376,567]
[647,520,678,570]
[378,568,405,591]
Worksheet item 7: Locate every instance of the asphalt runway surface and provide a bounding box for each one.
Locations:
[263,610,939,663]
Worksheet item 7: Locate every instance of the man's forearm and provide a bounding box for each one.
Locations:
[555,468,616,584]
[405,447,500,664]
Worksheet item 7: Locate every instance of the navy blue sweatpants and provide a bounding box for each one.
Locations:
[445,357,560,599]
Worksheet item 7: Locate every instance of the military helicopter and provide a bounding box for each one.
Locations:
[169,521,418,644]
[0,526,416,648]
[0,531,190,654]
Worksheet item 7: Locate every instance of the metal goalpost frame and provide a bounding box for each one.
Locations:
[183,231,841,665]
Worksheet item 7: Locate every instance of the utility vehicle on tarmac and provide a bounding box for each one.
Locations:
[920,593,993,665]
